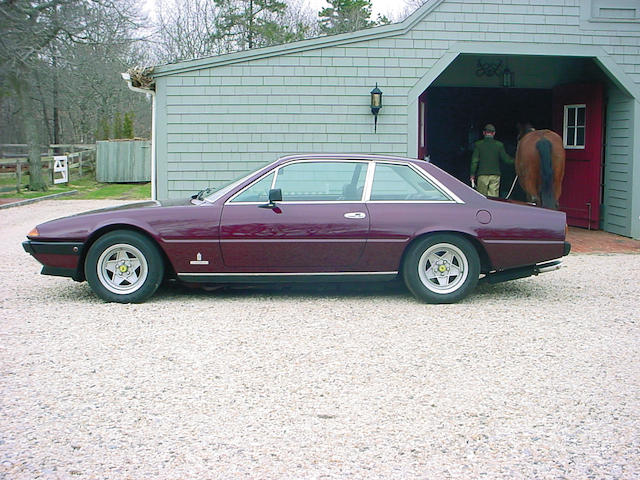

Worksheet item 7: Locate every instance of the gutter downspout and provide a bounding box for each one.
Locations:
[121,72,157,201]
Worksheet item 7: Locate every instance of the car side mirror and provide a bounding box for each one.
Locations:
[269,188,282,202]
[259,188,282,209]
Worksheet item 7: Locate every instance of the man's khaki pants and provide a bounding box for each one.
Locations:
[477,175,500,197]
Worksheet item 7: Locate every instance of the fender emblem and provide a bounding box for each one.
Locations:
[190,252,209,265]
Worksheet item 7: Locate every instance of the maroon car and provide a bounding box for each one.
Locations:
[23,154,570,303]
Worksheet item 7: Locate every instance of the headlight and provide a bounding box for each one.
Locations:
[27,227,39,238]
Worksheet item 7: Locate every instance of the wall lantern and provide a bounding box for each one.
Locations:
[370,83,383,132]
[502,67,514,88]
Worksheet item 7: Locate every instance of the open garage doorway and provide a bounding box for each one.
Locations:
[420,86,552,201]
[413,53,629,230]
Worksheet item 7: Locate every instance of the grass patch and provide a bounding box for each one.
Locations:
[0,174,151,201]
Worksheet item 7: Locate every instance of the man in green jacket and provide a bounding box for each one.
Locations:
[470,124,513,197]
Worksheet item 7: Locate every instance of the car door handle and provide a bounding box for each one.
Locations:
[344,212,366,219]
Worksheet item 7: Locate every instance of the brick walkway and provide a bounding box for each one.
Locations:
[567,227,640,254]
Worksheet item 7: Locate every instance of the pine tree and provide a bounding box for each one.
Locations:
[123,112,134,139]
[319,0,377,35]
[97,117,111,141]
[213,0,297,51]
[113,112,123,139]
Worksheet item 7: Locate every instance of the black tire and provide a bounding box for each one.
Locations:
[402,233,480,304]
[84,230,164,303]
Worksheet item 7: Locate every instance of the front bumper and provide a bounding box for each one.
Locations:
[22,240,85,281]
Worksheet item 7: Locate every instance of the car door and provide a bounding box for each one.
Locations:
[219,160,370,270]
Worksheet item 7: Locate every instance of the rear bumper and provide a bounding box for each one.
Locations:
[564,241,571,256]
[483,260,565,285]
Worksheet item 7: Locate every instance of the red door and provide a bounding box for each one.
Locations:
[552,83,604,229]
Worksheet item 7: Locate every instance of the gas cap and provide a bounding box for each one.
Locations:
[476,210,492,224]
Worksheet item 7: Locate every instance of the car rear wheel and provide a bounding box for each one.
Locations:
[84,230,164,303]
[402,234,480,303]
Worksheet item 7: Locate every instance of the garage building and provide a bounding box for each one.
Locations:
[128,0,640,239]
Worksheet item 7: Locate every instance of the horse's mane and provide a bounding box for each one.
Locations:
[517,122,536,141]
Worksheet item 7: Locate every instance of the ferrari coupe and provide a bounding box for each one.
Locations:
[23,154,570,303]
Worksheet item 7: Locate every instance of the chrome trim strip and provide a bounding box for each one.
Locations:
[483,240,564,245]
[366,238,409,243]
[165,238,405,243]
[366,200,456,204]
[219,238,367,243]
[536,261,564,274]
[225,159,371,206]
[363,161,376,201]
[225,201,367,205]
[223,157,464,206]
[162,239,218,243]
[365,161,462,204]
[178,271,398,277]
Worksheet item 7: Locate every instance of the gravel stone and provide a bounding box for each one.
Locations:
[1,200,639,479]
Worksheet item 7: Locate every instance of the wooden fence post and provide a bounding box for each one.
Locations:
[16,159,21,192]
[48,146,54,184]
[69,145,76,179]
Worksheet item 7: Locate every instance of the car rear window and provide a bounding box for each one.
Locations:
[370,164,451,201]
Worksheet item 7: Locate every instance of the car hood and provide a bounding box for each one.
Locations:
[57,198,196,219]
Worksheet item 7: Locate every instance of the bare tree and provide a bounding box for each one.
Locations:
[398,0,426,21]
[153,0,226,63]
[0,0,146,190]
[151,0,318,63]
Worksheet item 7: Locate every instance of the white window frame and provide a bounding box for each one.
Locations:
[225,159,464,205]
[563,104,587,150]
[226,159,370,205]
[364,161,461,204]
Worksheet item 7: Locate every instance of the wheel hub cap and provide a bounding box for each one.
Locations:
[417,242,470,295]
[436,262,449,274]
[97,243,149,295]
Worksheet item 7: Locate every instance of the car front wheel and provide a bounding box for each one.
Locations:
[84,230,164,303]
[402,234,480,304]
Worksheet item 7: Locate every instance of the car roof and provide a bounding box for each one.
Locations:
[275,153,425,165]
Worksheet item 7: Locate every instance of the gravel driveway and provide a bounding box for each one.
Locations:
[1,200,639,479]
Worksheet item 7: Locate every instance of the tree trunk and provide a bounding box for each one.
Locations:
[13,73,48,191]
[248,0,254,49]
[52,54,60,151]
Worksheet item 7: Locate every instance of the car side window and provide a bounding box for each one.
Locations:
[370,164,451,201]
[274,162,366,202]
[230,173,274,203]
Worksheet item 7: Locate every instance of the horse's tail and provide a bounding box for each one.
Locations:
[536,138,555,209]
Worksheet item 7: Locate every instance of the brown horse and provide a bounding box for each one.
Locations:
[515,124,566,209]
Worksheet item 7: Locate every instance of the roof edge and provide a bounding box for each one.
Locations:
[152,0,445,77]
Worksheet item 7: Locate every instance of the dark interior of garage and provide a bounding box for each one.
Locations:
[425,87,552,200]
